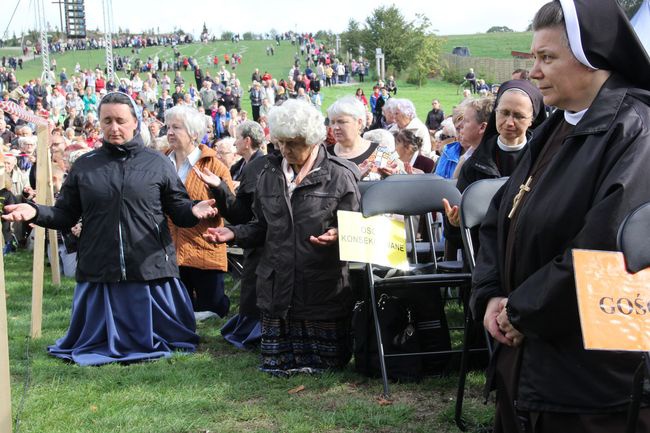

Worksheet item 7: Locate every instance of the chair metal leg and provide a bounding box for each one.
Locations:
[368,265,391,398]
[454,307,473,432]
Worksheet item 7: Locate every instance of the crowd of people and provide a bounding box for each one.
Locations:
[1,1,649,431]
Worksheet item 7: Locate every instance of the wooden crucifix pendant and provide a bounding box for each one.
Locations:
[508,176,533,219]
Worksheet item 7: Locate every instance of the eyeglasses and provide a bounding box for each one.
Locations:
[496,109,532,122]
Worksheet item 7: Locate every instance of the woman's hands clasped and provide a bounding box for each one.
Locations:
[484,297,525,347]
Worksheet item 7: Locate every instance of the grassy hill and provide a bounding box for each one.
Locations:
[9,40,469,120]
[4,32,536,122]
[441,31,533,58]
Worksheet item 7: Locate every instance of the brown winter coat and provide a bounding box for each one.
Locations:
[167,144,234,271]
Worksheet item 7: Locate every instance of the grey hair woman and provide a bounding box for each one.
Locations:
[165,104,235,321]
[204,99,361,376]
[327,96,402,180]
[393,98,433,156]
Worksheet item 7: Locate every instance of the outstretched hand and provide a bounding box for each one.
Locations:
[203,227,235,244]
[192,166,222,188]
[442,198,460,227]
[192,199,218,219]
[309,228,338,246]
[2,203,37,222]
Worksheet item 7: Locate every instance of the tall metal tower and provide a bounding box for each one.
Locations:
[102,0,117,81]
[35,0,52,84]
[64,0,86,39]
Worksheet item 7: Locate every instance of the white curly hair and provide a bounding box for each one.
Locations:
[268,99,326,146]
[326,96,366,122]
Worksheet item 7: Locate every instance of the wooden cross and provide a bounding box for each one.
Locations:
[508,176,533,219]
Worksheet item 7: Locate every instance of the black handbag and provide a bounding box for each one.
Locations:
[352,294,424,382]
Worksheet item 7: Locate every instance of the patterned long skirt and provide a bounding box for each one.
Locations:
[259,314,352,376]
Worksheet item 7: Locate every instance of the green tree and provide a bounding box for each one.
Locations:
[341,19,364,57]
[361,6,432,74]
[242,32,254,41]
[408,35,443,87]
[220,31,234,41]
[314,30,335,47]
[487,26,514,33]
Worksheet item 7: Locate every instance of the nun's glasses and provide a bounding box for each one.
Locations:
[496,109,532,122]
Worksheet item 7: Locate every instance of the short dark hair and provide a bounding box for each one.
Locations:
[97,92,137,120]
[532,1,569,47]
[512,69,530,80]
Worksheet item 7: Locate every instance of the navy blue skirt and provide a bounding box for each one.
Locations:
[220,313,262,350]
[48,278,199,366]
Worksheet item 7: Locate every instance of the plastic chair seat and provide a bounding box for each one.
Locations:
[437,260,464,273]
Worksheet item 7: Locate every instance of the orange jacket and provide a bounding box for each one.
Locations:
[167,144,234,271]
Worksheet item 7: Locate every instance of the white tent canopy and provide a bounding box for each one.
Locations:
[632,0,650,55]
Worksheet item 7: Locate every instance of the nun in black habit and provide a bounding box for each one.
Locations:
[455,79,546,193]
[470,1,650,432]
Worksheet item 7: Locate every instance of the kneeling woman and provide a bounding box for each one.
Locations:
[3,92,218,366]
[205,99,361,375]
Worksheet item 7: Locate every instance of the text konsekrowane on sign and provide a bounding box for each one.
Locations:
[337,210,408,270]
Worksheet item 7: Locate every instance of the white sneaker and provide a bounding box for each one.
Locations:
[194,311,218,322]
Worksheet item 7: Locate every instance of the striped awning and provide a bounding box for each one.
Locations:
[0,100,48,126]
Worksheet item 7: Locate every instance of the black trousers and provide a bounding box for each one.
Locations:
[251,105,261,121]
[179,266,229,317]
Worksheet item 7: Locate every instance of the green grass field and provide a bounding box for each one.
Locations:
[2,36,498,432]
[5,251,492,432]
[8,40,471,121]
[441,32,533,58]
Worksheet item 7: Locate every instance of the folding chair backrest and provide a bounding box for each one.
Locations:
[617,201,650,273]
[459,177,508,271]
[361,175,461,217]
[357,180,379,197]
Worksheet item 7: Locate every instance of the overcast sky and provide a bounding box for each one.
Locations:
[3,0,550,38]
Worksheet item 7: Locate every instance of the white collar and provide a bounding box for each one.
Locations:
[168,145,201,168]
[409,150,419,166]
[497,136,527,152]
[564,108,588,125]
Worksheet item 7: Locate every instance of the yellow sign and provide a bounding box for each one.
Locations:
[573,249,650,352]
[337,210,408,270]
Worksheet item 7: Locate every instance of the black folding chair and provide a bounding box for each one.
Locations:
[226,246,245,292]
[386,174,452,265]
[361,175,472,397]
[616,202,650,433]
[455,177,507,431]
